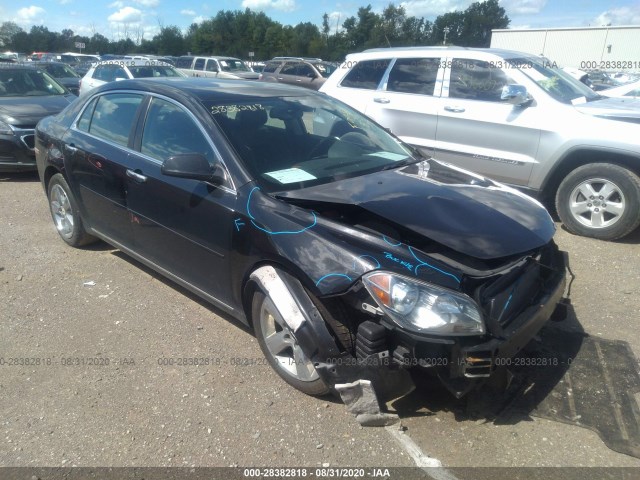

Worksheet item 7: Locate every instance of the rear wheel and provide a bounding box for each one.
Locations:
[556,163,640,240]
[47,173,97,247]
[252,291,329,396]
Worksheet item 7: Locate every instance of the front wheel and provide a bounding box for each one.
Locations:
[556,163,640,240]
[47,173,97,247]
[252,291,329,396]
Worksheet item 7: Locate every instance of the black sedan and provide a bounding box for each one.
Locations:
[1,65,75,172]
[35,78,567,400]
[31,61,82,95]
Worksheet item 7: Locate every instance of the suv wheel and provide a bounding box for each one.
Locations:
[556,163,640,240]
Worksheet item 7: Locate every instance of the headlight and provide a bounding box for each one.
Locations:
[0,120,14,135]
[363,271,484,336]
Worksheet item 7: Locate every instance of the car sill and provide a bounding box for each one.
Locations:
[90,228,244,323]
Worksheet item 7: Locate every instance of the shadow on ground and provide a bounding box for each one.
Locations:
[392,306,640,459]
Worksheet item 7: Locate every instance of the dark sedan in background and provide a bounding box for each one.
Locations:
[31,61,82,95]
[35,78,567,400]
[0,65,75,172]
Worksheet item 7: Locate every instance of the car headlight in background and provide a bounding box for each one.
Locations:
[363,271,485,336]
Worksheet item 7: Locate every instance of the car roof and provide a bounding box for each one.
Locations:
[352,46,540,60]
[97,77,316,101]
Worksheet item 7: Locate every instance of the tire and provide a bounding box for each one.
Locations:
[555,163,640,240]
[252,291,330,396]
[47,173,97,247]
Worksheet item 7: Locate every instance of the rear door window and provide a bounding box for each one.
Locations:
[194,58,205,70]
[387,58,441,95]
[340,59,390,90]
[87,93,143,147]
[279,62,298,75]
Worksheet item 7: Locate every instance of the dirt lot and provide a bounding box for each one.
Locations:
[1,171,640,477]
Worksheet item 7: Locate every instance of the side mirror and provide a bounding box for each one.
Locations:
[161,154,226,184]
[501,84,530,106]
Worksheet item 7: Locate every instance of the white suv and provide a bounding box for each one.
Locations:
[321,47,640,240]
[79,59,184,96]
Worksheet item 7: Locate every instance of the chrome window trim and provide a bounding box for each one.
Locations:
[70,89,237,195]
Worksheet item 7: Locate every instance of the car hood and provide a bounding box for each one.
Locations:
[575,96,640,123]
[0,95,74,126]
[279,160,556,260]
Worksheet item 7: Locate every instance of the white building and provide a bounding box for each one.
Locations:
[490,25,640,71]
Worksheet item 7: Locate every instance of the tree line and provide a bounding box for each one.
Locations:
[0,1,509,61]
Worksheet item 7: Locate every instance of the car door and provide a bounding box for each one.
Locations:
[126,96,236,303]
[327,58,392,114]
[363,57,443,158]
[276,62,300,86]
[434,57,541,186]
[62,92,145,244]
[203,59,220,78]
[82,64,110,93]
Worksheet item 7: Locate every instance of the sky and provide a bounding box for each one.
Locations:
[3,0,640,43]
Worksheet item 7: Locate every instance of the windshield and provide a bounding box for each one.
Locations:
[219,59,252,72]
[41,63,80,78]
[0,69,67,96]
[313,62,337,78]
[129,65,183,78]
[517,57,600,104]
[204,94,416,192]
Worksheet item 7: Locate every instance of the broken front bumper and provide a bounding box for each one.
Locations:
[315,248,569,400]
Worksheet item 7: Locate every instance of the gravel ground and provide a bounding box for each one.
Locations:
[1,172,639,472]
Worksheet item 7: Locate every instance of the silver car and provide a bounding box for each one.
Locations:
[79,59,184,96]
[321,47,640,240]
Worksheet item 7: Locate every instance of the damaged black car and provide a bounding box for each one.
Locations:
[35,78,568,401]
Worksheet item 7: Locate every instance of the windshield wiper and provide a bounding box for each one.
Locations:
[380,156,423,171]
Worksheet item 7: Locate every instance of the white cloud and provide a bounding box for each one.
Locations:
[192,15,205,24]
[400,0,469,18]
[593,7,640,26]
[499,0,546,15]
[326,11,345,32]
[134,0,160,7]
[59,0,72,4]
[108,1,124,8]
[16,6,46,24]
[180,9,196,15]
[108,6,143,23]
[241,0,296,13]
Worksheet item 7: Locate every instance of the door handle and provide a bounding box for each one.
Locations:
[126,169,147,183]
[444,106,465,113]
[65,144,78,153]
[373,97,390,104]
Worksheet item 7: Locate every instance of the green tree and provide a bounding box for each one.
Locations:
[459,0,509,47]
[0,21,23,48]
[153,26,185,55]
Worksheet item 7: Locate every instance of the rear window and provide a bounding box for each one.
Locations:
[128,65,182,78]
[340,59,390,90]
